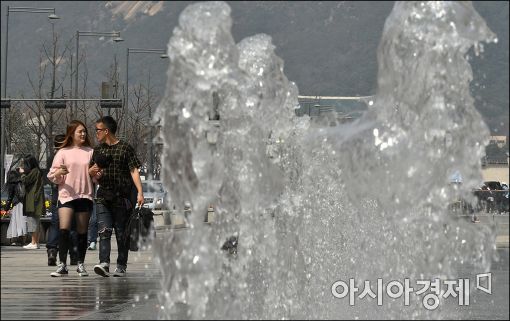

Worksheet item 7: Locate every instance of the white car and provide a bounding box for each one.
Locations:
[142,180,168,210]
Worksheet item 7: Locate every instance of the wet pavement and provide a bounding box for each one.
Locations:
[460,248,509,320]
[1,215,508,320]
[1,229,165,320]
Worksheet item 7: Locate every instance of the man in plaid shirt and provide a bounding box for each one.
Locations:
[88,116,144,277]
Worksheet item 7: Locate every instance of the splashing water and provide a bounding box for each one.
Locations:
[153,1,498,319]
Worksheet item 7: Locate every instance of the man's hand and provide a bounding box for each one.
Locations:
[88,164,101,177]
[137,193,145,208]
[130,167,145,208]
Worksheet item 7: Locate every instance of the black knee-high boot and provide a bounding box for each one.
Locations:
[77,233,88,264]
[59,229,70,265]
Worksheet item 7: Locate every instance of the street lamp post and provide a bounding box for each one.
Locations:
[1,6,60,185]
[74,31,123,113]
[125,48,168,179]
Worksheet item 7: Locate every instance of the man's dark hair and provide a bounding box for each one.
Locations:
[97,116,117,135]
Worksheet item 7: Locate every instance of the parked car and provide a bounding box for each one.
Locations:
[485,181,503,191]
[473,181,509,213]
[142,180,168,210]
[484,181,509,213]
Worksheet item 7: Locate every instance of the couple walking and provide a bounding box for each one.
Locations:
[48,116,144,277]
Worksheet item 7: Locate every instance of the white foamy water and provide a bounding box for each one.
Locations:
[153,1,498,319]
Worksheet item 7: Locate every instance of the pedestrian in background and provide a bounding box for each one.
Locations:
[19,155,45,249]
[4,167,27,244]
[89,116,144,277]
[87,186,98,251]
[47,120,95,277]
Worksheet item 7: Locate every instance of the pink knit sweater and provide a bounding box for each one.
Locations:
[47,146,94,204]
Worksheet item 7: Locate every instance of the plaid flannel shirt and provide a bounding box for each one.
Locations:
[90,140,141,203]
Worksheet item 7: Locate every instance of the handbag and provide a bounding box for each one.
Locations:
[124,206,155,251]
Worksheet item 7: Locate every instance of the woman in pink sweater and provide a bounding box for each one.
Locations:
[47,120,97,277]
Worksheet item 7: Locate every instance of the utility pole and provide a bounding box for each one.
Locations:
[47,21,57,170]
[1,6,60,185]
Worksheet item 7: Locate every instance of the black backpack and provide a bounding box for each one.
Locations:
[8,170,25,201]
[7,155,26,199]
[1,169,24,209]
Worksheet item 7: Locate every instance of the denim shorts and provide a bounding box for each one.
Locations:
[58,198,93,212]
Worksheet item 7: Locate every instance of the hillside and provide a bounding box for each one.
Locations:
[1,1,507,133]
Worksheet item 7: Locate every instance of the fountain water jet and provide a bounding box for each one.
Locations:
[153,1,498,319]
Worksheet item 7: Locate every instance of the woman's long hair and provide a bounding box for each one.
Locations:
[58,120,92,149]
[23,154,40,172]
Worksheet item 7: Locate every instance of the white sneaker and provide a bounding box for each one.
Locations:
[113,267,126,277]
[87,242,96,250]
[50,263,68,277]
[23,243,40,249]
[77,263,89,277]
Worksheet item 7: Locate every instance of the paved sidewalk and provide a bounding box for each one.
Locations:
[1,214,508,320]
[478,213,509,248]
[1,231,164,320]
